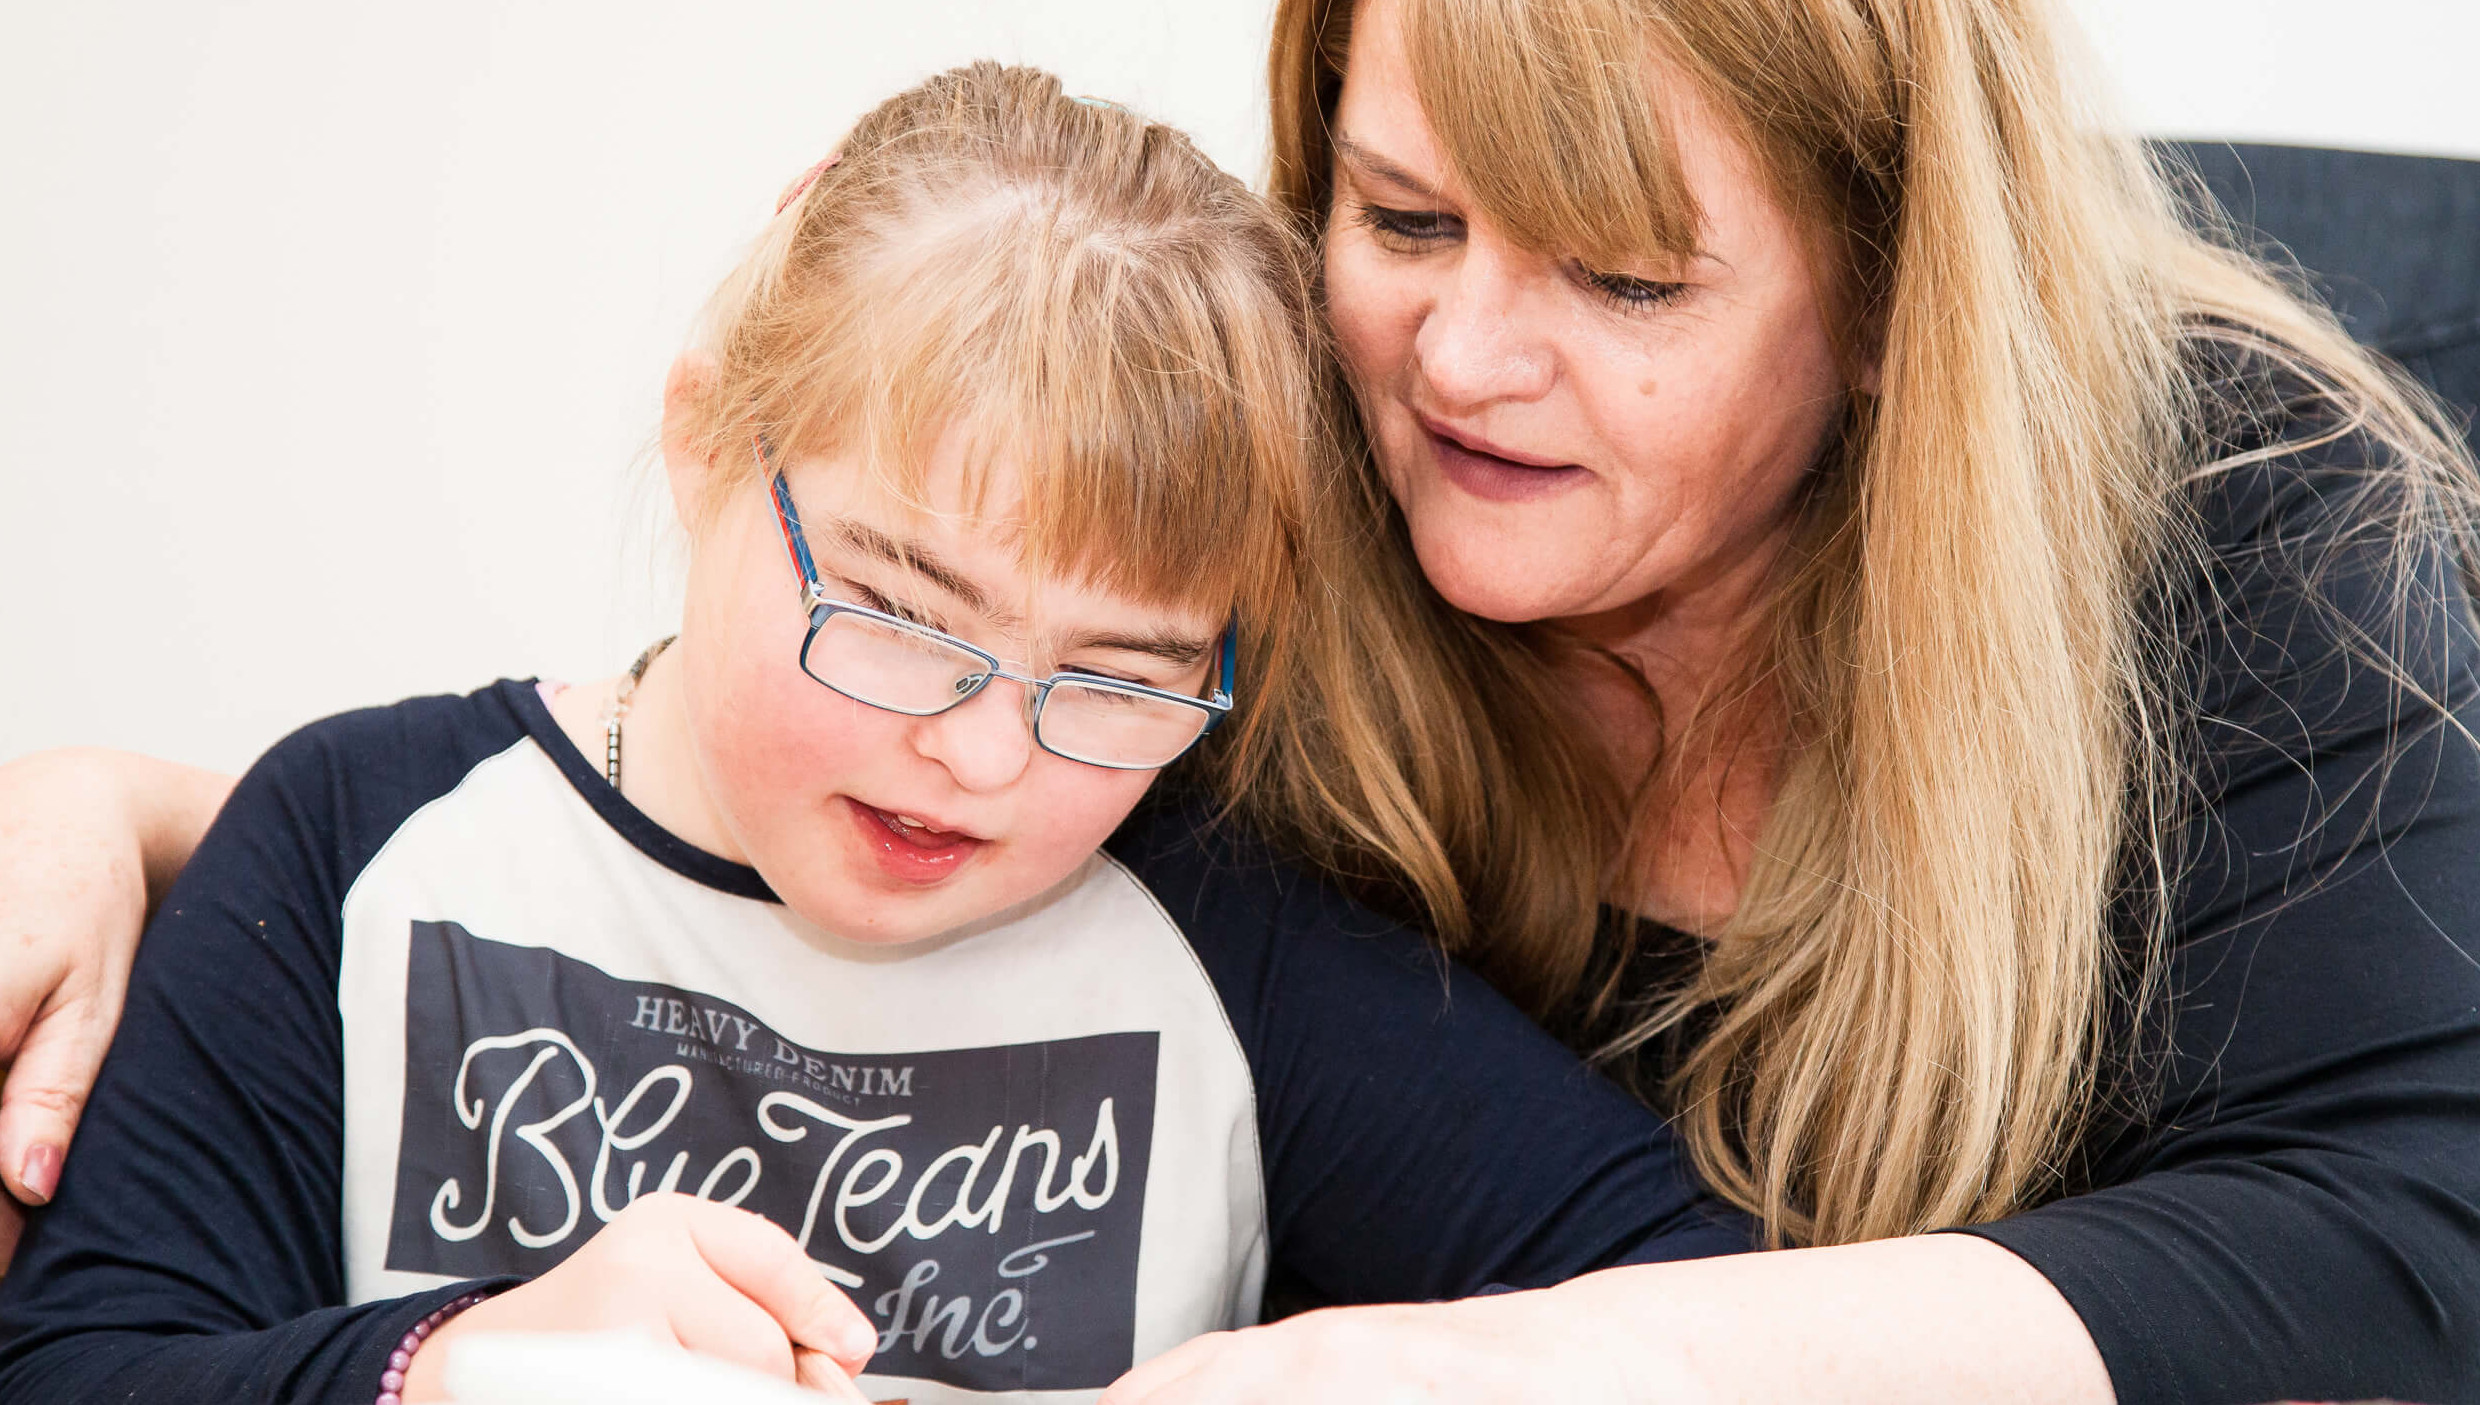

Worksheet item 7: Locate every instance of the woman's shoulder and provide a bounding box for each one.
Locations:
[2170,334,2480,771]
[2179,331,2430,557]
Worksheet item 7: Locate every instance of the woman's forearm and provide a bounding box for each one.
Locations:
[0,747,232,915]
[1561,1234,2111,1404]
[1101,1228,2112,1404]
[115,751,237,910]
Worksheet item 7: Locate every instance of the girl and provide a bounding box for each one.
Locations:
[0,63,1745,1405]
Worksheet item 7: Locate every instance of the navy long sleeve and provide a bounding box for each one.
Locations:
[1958,366,2480,1404]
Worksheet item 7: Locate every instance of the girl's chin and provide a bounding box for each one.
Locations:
[786,884,982,948]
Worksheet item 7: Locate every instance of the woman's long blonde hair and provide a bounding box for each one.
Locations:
[1267,0,2480,1246]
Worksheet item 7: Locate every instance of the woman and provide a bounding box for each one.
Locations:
[6,0,2477,1399]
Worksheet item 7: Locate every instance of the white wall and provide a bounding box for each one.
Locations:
[2074,0,2480,159]
[5,0,2477,772]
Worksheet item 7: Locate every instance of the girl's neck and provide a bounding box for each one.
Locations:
[546,645,747,865]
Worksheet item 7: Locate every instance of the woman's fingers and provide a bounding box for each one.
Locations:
[1096,1297,1640,1405]
[0,748,154,1215]
[1098,1333,1225,1404]
[0,990,113,1208]
[680,1199,878,1374]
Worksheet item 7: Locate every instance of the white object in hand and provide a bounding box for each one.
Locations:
[440,1330,842,1405]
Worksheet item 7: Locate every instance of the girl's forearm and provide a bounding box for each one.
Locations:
[1551,1233,2111,1404]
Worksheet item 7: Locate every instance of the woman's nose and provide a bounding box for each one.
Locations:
[908,679,1035,792]
[1412,241,1556,410]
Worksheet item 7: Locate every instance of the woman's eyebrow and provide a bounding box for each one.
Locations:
[1332,134,1443,199]
[826,519,1022,630]
[1061,627,1216,669]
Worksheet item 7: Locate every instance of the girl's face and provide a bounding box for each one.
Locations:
[1321,0,1852,630]
[672,435,1225,946]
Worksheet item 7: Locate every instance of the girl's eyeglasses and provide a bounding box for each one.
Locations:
[762,454,1236,772]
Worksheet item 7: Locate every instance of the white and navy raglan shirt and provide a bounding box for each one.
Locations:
[0,681,1751,1404]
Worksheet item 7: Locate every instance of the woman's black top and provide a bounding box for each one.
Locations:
[1603,352,2480,1405]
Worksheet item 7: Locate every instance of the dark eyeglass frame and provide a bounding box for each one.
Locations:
[762,456,1236,772]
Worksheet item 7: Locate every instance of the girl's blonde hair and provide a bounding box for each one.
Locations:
[686,63,1315,635]
[1268,0,2480,1246]
[676,61,1596,955]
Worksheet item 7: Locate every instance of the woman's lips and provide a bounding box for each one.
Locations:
[845,797,985,886]
[1420,421,1589,502]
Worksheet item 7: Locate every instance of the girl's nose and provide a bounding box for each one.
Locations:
[1412,240,1556,411]
[908,679,1035,792]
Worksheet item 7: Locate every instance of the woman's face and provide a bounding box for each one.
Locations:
[1322,0,1852,629]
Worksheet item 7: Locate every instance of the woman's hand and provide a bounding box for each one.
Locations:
[1102,1237,2110,1405]
[403,1193,879,1404]
[0,748,229,1269]
[1099,1290,1699,1405]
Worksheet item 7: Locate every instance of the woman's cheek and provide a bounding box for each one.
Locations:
[1324,236,1416,381]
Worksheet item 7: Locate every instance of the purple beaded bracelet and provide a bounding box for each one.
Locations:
[374,1288,495,1405]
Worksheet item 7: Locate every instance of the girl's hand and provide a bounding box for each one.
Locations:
[1097,1291,1703,1405]
[404,1193,879,1404]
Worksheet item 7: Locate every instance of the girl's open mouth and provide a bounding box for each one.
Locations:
[847,798,986,885]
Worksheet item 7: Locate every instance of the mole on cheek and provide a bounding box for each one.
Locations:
[1638,377,1659,397]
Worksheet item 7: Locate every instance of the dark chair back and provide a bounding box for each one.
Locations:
[2163,140,2480,464]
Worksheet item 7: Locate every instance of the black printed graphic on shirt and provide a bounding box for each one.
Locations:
[384,922,1159,1392]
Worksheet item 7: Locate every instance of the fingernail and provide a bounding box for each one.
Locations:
[839,1317,879,1363]
[20,1144,59,1204]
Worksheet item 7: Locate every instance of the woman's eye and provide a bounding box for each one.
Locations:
[1578,265,1686,311]
[1352,203,1461,250]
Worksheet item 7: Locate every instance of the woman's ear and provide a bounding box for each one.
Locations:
[661,351,721,529]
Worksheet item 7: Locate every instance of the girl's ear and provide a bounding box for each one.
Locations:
[661,351,722,529]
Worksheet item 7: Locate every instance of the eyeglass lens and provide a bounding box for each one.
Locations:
[801,610,1212,768]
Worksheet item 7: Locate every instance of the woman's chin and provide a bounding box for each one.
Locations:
[1408,528,1617,626]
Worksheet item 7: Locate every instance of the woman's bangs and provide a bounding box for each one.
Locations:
[1399,0,1701,267]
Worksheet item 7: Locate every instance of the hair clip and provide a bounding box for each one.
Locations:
[1072,94,1132,114]
[774,150,842,215]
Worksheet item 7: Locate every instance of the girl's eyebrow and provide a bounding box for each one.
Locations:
[823,517,1209,665]
[825,518,1022,630]
[1333,134,1442,199]
[1061,626,1215,669]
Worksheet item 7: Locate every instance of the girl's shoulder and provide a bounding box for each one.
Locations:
[221,679,546,880]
